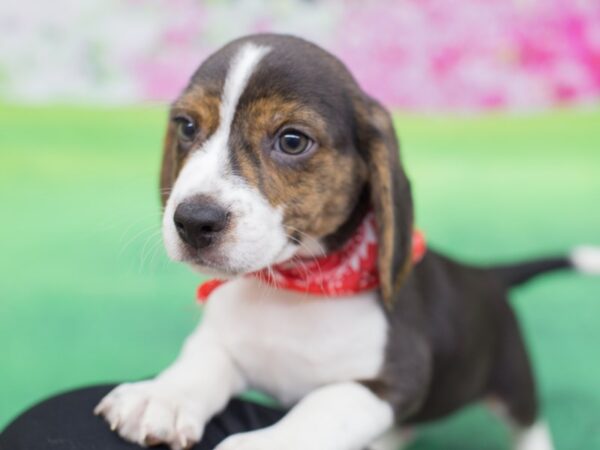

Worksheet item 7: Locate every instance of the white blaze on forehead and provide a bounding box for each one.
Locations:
[219,43,271,137]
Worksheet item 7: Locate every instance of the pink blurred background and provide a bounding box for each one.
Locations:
[2,0,600,111]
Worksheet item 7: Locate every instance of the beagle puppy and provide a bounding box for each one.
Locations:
[95,34,600,450]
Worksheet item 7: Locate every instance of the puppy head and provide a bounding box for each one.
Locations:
[160,34,413,306]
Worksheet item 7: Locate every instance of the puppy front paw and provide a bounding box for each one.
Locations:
[215,430,276,450]
[94,380,203,450]
[215,428,307,450]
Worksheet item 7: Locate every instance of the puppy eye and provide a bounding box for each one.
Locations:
[277,129,311,155]
[174,116,197,142]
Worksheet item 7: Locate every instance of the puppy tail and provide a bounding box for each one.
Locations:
[570,246,600,275]
[491,245,600,287]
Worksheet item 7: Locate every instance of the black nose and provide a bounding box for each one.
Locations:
[173,200,230,250]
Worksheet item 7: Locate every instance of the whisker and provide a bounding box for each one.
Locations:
[119,222,161,257]
[97,210,163,234]
[141,237,164,273]
[138,229,163,273]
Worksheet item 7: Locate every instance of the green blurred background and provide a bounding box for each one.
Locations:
[1,103,599,449]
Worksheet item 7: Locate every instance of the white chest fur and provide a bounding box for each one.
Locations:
[201,277,388,405]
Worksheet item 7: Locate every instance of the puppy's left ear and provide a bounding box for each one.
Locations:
[355,95,414,309]
[159,121,177,207]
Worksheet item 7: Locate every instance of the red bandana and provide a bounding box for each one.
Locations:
[196,212,426,303]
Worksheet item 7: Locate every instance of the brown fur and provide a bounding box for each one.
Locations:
[229,96,369,242]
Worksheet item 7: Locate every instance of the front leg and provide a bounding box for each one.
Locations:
[95,325,245,449]
[216,382,394,450]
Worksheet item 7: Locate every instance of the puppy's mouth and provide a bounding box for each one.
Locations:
[182,251,241,278]
[177,237,300,278]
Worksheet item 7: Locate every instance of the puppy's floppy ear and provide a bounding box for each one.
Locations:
[355,96,414,309]
[159,121,177,207]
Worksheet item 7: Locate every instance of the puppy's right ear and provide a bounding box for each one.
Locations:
[159,121,177,208]
[354,95,414,310]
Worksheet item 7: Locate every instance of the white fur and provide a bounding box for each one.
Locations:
[218,43,269,133]
[215,382,394,450]
[96,277,390,449]
[162,42,298,275]
[370,426,411,450]
[570,245,600,275]
[204,277,388,404]
[515,421,555,450]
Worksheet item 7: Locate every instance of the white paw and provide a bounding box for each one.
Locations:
[94,381,203,450]
[215,428,309,450]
